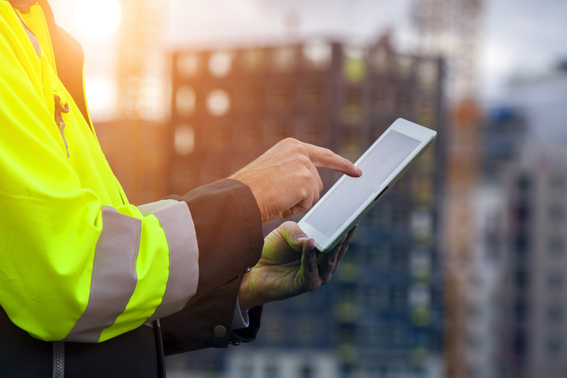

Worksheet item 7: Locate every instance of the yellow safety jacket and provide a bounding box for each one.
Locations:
[0,4,263,376]
[0,1,201,343]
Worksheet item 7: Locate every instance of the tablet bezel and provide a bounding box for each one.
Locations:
[298,118,437,252]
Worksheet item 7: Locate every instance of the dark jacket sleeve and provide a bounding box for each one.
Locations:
[159,179,264,355]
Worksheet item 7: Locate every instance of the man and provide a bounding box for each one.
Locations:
[0,1,361,377]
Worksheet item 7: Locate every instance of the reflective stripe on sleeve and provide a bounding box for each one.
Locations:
[64,207,141,342]
[137,200,199,321]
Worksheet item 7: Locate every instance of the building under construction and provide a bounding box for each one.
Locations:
[102,0,486,376]
[166,36,446,378]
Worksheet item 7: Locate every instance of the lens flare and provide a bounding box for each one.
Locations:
[74,0,122,39]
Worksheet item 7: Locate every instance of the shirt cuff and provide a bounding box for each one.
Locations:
[232,298,250,330]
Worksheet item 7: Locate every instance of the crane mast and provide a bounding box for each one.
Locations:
[413,0,484,377]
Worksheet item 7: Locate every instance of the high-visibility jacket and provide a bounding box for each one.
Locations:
[0,0,263,375]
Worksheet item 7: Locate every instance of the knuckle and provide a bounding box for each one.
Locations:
[321,275,332,285]
[298,154,311,166]
[313,192,320,203]
[283,137,300,146]
[298,201,311,212]
[292,143,309,156]
[300,169,314,184]
[285,208,297,218]
[310,174,319,187]
[305,200,314,211]
[297,189,308,204]
[306,281,321,292]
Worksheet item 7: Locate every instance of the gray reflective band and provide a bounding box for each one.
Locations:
[138,200,199,321]
[64,207,141,342]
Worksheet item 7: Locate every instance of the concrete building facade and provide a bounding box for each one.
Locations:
[498,167,567,378]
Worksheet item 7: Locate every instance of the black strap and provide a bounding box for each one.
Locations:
[38,0,93,130]
[152,320,166,378]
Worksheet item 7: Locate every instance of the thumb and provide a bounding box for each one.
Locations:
[278,221,309,252]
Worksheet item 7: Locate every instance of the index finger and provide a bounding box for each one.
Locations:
[302,143,362,177]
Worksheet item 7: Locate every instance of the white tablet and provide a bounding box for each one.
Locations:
[298,118,437,252]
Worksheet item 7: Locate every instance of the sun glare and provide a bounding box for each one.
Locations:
[74,0,122,39]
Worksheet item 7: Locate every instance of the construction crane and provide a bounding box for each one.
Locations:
[114,0,168,204]
[413,0,484,377]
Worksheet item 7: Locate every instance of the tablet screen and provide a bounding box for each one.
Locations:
[302,130,421,237]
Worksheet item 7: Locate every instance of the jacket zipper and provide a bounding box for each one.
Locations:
[52,341,65,378]
[54,95,70,157]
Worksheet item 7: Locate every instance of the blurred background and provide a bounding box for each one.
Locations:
[49,0,567,377]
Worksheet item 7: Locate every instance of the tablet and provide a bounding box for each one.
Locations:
[298,118,437,252]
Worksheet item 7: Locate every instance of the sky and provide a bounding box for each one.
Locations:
[165,0,414,47]
[48,0,567,120]
[480,0,567,102]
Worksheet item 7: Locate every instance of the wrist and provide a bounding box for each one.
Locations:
[229,176,267,223]
[238,272,262,309]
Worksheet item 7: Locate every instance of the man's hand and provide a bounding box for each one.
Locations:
[230,138,362,222]
[237,222,357,309]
